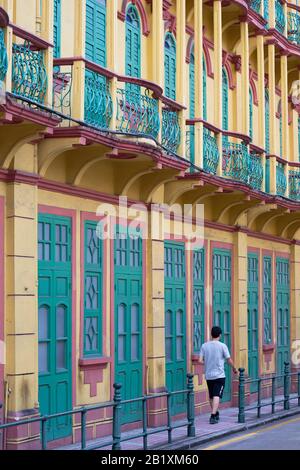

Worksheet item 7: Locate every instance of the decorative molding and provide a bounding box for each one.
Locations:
[118,0,150,36]
[0,7,9,28]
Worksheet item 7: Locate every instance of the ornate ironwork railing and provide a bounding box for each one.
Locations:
[52,64,72,117]
[248,152,264,190]
[250,0,262,15]
[12,40,47,104]
[276,161,287,196]
[162,109,181,154]
[84,69,113,129]
[289,169,300,201]
[116,86,160,138]
[0,28,8,82]
[288,11,300,45]
[203,126,219,175]
[223,141,249,184]
[275,0,285,34]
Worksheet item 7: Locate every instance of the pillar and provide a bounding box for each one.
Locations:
[291,244,300,377]
[268,43,277,194]
[176,0,186,158]
[107,0,118,130]
[280,53,289,196]
[5,170,40,449]
[240,20,249,136]
[152,0,164,143]
[194,0,203,168]
[72,0,86,121]
[213,0,223,176]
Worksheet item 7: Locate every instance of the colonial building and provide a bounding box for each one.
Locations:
[0,0,299,449]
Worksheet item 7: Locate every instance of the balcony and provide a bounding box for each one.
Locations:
[275,0,285,35]
[203,125,219,175]
[288,10,300,45]
[289,168,300,201]
[248,152,264,191]
[249,0,262,15]
[85,69,112,129]
[162,108,181,154]
[0,27,8,82]
[276,161,287,197]
[223,140,249,185]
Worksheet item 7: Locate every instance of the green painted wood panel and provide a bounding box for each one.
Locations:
[213,248,232,402]
[114,227,143,424]
[276,258,290,382]
[164,241,187,415]
[193,249,205,354]
[248,253,259,393]
[38,214,72,442]
[263,256,272,344]
[53,0,61,59]
[85,0,107,66]
[164,33,176,101]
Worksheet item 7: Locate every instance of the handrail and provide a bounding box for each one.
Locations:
[10,23,52,50]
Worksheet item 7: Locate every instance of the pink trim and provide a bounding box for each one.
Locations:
[0,7,9,27]
[249,72,259,106]
[118,0,150,37]
[10,23,52,49]
[186,35,194,64]
[38,205,77,407]
[223,59,236,90]
[203,39,213,78]
[0,197,4,413]
[0,97,61,128]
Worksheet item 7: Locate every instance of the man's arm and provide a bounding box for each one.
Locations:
[227,357,237,374]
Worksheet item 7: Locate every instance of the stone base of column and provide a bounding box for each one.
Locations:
[5,408,41,450]
[147,389,168,427]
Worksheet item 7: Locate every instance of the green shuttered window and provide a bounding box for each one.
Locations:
[84,221,103,356]
[263,256,272,344]
[53,0,61,58]
[193,249,205,354]
[125,5,141,79]
[164,33,176,100]
[85,0,107,66]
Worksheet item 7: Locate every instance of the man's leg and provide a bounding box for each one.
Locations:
[212,396,220,415]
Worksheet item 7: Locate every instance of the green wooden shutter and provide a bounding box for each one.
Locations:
[193,249,205,354]
[263,256,272,344]
[53,0,61,58]
[249,88,253,140]
[84,221,102,357]
[203,57,207,121]
[276,258,290,381]
[164,33,176,100]
[125,5,141,78]
[247,253,259,392]
[85,0,107,66]
[222,68,229,131]
[265,90,270,192]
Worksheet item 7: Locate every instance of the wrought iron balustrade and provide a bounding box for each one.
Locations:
[275,0,286,34]
[250,0,262,15]
[116,85,160,138]
[289,169,300,201]
[0,28,8,82]
[84,68,113,129]
[52,63,72,118]
[162,108,181,154]
[276,161,287,196]
[223,141,249,184]
[288,11,300,45]
[186,125,195,165]
[12,40,47,104]
[203,126,219,175]
[248,152,264,190]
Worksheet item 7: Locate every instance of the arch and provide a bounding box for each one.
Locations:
[203,39,213,78]
[222,59,235,90]
[125,4,141,80]
[164,32,176,100]
[249,87,253,140]
[249,74,259,105]
[119,0,150,36]
[203,56,207,120]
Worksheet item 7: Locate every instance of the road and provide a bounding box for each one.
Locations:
[196,416,300,450]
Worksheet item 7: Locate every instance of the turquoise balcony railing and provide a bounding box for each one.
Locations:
[85,68,113,129]
[0,28,8,82]
[250,0,262,15]
[12,40,47,104]
[52,61,72,117]
[116,85,160,138]
[275,0,285,34]
[162,109,181,154]
[223,141,249,184]
[264,0,269,26]
[288,11,300,45]
[289,169,300,201]
[248,152,264,190]
[203,126,219,175]
[276,162,287,196]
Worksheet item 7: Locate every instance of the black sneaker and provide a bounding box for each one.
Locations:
[216,411,220,421]
[209,415,218,424]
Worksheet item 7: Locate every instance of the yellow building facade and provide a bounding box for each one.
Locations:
[0,0,300,449]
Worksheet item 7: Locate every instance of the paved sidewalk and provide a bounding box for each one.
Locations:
[57,394,300,451]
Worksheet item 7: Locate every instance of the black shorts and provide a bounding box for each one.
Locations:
[206,378,226,399]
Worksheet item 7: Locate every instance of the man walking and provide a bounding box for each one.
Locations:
[200,326,237,424]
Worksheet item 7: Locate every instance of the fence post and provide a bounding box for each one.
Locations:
[187,373,195,437]
[284,362,290,411]
[112,383,122,450]
[81,407,87,450]
[41,416,48,450]
[238,368,245,423]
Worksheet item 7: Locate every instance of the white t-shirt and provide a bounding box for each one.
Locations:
[199,340,231,380]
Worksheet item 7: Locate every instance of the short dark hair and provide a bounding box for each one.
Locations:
[211,326,222,338]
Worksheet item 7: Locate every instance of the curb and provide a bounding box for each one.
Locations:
[156,407,300,450]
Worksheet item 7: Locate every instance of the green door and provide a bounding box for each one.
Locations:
[213,249,232,402]
[164,241,187,415]
[276,258,290,380]
[38,214,72,442]
[114,228,143,424]
[248,253,259,393]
